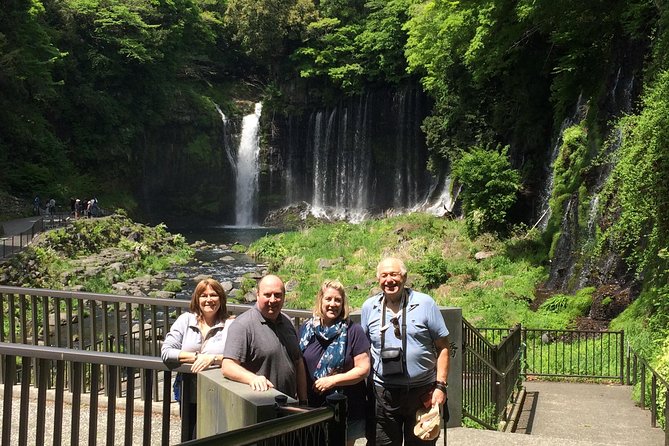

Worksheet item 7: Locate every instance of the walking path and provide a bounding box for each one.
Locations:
[1,215,71,259]
[1,216,42,237]
[356,381,664,445]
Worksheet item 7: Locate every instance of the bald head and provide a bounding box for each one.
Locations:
[376,257,407,302]
[256,275,286,320]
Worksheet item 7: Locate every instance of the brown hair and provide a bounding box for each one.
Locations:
[189,278,228,322]
[313,279,350,321]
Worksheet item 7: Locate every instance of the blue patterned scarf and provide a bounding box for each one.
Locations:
[299,318,348,379]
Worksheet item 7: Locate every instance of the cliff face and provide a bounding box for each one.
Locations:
[542,36,650,296]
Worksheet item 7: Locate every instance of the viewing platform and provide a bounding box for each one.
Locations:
[0,285,666,445]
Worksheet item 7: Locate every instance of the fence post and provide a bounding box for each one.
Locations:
[492,345,506,425]
[326,392,347,445]
[651,375,657,427]
[664,389,668,446]
[619,331,624,384]
[640,363,646,410]
[626,344,631,385]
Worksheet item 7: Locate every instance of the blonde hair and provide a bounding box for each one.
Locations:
[313,279,350,321]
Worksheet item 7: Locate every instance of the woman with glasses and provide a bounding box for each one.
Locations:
[161,278,234,439]
[298,280,370,446]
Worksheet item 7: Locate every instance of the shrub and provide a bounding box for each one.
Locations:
[413,252,449,289]
[451,145,521,237]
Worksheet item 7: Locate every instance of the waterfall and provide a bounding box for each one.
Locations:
[537,94,586,229]
[285,87,431,222]
[546,62,637,291]
[235,103,262,226]
[310,96,373,222]
[214,104,237,171]
[423,175,460,217]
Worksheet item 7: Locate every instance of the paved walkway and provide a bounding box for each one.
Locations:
[356,381,665,445]
[1,216,42,236]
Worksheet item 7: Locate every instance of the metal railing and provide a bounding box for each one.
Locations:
[0,342,186,446]
[0,213,71,259]
[462,321,523,429]
[179,393,348,446]
[626,345,668,445]
[0,286,314,400]
[477,327,625,382]
[0,285,312,349]
[522,328,624,382]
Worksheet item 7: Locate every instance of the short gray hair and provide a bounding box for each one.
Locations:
[376,257,407,278]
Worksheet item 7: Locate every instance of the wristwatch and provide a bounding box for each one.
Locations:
[435,380,448,392]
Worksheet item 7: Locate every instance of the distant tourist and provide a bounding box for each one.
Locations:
[222,274,307,403]
[299,279,370,446]
[47,198,56,216]
[74,198,82,219]
[361,257,451,445]
[90,197,100,217]
[161,278,234,439]
[33,196,41,216]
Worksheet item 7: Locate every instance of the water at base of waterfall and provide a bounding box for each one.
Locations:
[167,225,284,300]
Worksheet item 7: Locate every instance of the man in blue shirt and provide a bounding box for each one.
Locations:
[361,257,450,445]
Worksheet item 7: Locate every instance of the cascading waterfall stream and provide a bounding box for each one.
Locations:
[215,104,237,171]
[235,103,262,227]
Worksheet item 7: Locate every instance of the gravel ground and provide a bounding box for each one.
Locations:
[0,383,182,445]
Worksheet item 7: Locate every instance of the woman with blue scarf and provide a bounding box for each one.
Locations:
[299,280,371,446]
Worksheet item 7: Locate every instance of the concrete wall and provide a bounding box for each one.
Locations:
[196,370,295,438]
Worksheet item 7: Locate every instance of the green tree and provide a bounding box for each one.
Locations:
[0,0,66,193]
[451,146,521,237]
[292,0,413,92]
[224,0,317,66]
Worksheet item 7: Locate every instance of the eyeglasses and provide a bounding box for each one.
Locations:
[390,316,401,339]
[199,293,219,299]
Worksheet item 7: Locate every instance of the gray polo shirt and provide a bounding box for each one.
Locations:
[223,307,302,398]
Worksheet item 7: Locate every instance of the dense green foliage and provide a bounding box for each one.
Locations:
[451,146,520,236]
[2,0,669,417]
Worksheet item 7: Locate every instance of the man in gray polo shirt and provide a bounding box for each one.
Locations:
[362,257,450,445]
[222,274,307,402]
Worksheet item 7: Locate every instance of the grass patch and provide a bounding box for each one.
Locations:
[248,213,556,328]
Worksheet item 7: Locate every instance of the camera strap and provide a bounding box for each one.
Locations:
[380,290,408,355]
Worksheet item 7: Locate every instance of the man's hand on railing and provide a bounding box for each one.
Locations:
[249,375,275,392]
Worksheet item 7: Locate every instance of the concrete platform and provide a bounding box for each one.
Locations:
[356,381,665,445]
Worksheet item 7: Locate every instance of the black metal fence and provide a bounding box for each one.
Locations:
[0,342,185,446]
[522,328,624,382]
[476,326,625,383]
[462,321,523,429]
[0,214,71,259]
[0,285,313,402]
[626,345,669,445]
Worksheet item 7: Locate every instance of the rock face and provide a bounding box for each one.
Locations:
[0,193,30,221]
[589,284,633,321]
